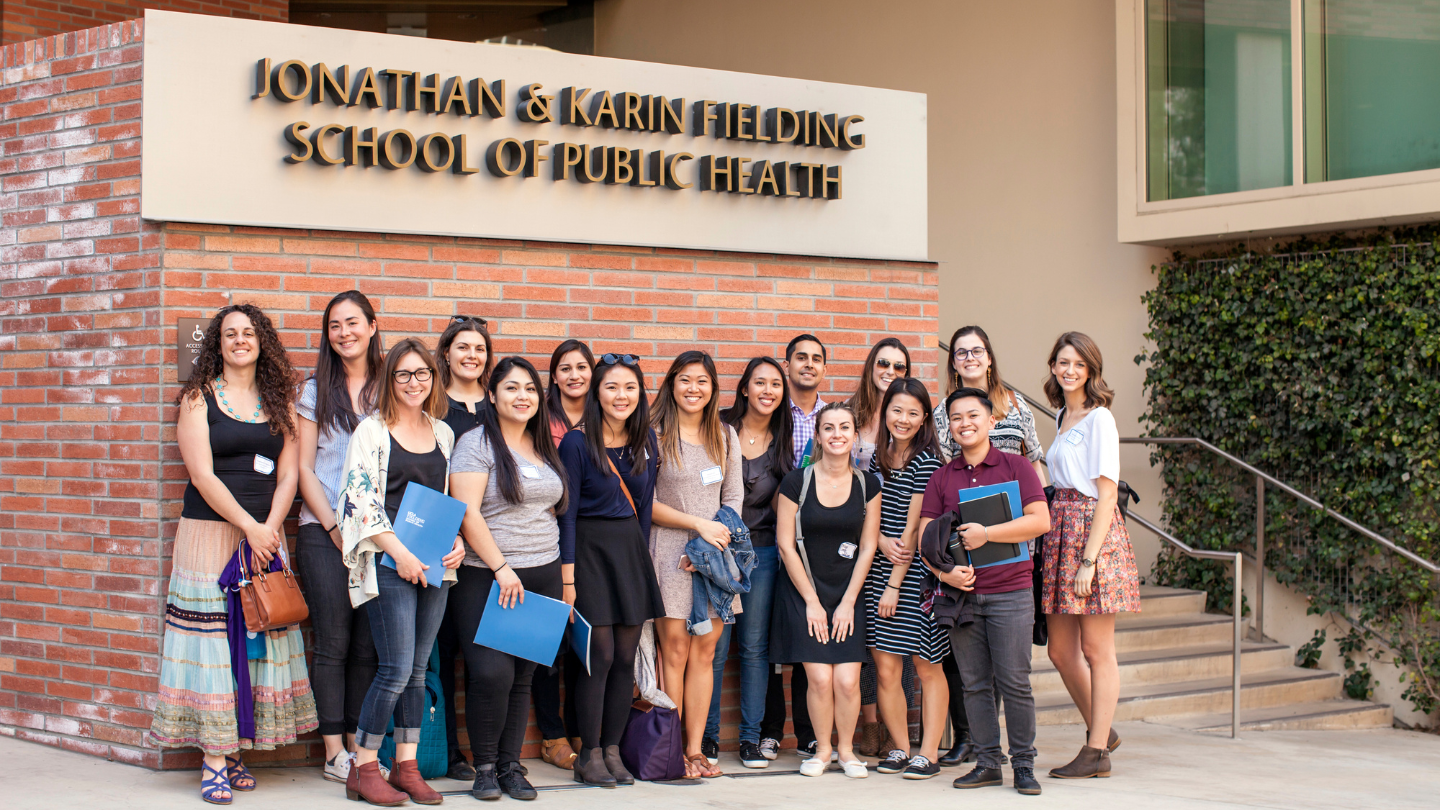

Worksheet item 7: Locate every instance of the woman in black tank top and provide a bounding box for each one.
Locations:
[151,305,315,804]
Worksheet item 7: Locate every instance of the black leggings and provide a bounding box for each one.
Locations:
[451,561,562,766]
[575,623,643,749]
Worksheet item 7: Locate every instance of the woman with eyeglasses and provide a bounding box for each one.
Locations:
[295,291,385,786]
[557,353,665,787]
[434,315,494,780]
[336,339,466,806]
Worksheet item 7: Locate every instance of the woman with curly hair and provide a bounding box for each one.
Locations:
[151,304,317,805]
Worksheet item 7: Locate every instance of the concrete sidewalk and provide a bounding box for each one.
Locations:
[5,721,1438,809]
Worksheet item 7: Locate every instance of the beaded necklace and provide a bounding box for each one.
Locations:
[214,376,262,423]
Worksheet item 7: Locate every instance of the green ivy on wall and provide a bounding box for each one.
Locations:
[1138,229,1440,718]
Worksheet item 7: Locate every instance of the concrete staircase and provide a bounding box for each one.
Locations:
[1032,585,1392,732]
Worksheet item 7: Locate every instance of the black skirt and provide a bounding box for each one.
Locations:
[574,515,664,627]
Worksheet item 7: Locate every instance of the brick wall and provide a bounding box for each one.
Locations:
[3,0,285,46]
[1,18,939,768]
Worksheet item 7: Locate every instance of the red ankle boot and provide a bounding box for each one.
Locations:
[345,760,408,806]
[388,759,443,805]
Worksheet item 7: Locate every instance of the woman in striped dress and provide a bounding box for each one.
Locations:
[864,378,949,780]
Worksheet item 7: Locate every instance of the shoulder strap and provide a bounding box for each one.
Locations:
[793,466,817,588]
[604,451,638,517]
[853,468,866,502]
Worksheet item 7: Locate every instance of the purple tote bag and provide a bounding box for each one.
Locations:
[618,700,686,781]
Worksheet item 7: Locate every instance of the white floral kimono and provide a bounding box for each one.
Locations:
[338,414,457,607]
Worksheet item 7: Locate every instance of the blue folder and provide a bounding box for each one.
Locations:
[381,482,467,588]
[958,481,1032,569]
[473,581,577,666]
[568,610,593,676]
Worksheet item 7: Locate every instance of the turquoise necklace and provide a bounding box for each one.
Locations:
[214,376,262,423]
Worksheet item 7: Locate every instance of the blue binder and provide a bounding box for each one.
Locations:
[568,610,593,675]
[381,482,467,588]
[957,480,1032,569]
[473,581,577,666]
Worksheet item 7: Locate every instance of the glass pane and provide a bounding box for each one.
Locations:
[1305,0,1440,182]
[290,1,596,54]
[1146,0,1293,201]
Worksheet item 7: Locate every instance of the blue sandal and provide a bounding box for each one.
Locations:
[201,762,232,805]
[225,756,256,791]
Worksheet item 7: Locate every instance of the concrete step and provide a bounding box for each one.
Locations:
[1030,612,1236,664]
[1167,699,1393,732]
[1033,667,1342,725]
[1126,585,1207,618]
[1029,640,1292,693]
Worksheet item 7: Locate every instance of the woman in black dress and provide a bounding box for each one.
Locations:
[772,402,881,779]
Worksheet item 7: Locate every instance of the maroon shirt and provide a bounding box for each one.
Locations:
[920,445,1046,594]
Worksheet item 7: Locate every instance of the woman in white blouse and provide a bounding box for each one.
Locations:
[1039,332,1140,781]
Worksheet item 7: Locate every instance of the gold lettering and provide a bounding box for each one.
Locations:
[774,161,802,197]
[821,164,842,199]
[518,83,554,123]
[700,155,733,192]
[453,134,480,174]
[524,140,549,177]
[311,123,345,165]
[794,162,823,197]
[253,58,271,99]
[486,138,526,177]
[381,69,413,110]
[417,132,454,172]
[607,146,633,184]
[631,149,657,187]
[734,157,754,193]
[561,87,593,126]
[412,73,441,113]
[620,92,644,130]
[273,60,310,102]
[736,104,755,140]
[666,152,694,190]
[816,114,840,148]
[553,142,584,180]
[769,108,799,143]
[441,77,472,116]
[578,145,607,183]
[591,91,619,129]
[474,78,506,118]
[658,96,684,134]
[313,63,349,105]
[693,100,719,137]
[351,69,382,109]
[839,114,865,150]
[346,126,379,167]
[751,160,780,195]
[283,121,311,163]
[378,129,416,169]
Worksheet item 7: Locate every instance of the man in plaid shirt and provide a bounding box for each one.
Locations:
[785,334,828,467]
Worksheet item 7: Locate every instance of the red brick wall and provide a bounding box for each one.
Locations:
[2,1,285,46]
[1,18,939,768]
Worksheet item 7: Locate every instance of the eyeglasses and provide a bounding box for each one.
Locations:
[449,315,488,329]
[875,358,908,374]
[600,353,639,367]
[393,368,434,383]
[953,347,988,361]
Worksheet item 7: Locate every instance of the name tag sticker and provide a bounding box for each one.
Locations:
[838,542,857,559]
[253,454,275,475]
[700,466,723,486]
[1065,429,1085,447]
[520,464,540,479]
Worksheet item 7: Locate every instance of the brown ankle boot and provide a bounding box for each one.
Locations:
[1048,745,1111,779]
[573,747,617,788]
[858,722,883,757]
[388,759,443,804]
[346,760,408,806]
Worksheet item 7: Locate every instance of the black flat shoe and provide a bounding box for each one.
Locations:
[1014,766,1041,795]
[938,729,973,767]
[953,765,1003,789]
[498,762,537,800]
[471,765,501,801]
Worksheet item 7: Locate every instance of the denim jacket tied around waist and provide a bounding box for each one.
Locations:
[685,505,756,635]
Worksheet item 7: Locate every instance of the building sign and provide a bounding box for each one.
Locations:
[176,317,208,382]
[140,11,928,261]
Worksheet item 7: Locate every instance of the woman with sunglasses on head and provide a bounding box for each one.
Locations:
[434,315,494,780]
[556,353,665,788]
[532,339,595,771]
[702,357,794,768]
[449,357,569,801]
[336,339,466,806]
[648,351,744,779]
[152,304,316,805]
[295,292,385,786]
[771,402,882,780]
[1041,332,1140,780]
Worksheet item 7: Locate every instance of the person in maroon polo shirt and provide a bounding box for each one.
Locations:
[919,387,1050,797]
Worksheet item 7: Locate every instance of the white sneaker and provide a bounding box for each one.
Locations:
[322,752,352,783]
[799,758,826,777]
[841,759,869,779]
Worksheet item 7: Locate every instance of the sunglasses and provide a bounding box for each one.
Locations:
[875,358,908,374]
[449,315,488,329]
[600,353,640,367]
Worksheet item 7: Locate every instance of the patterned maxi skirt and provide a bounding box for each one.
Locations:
[1040,488,1142,615]
[149,517,317,755]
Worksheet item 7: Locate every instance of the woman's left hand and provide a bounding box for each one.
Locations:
[442,536,465,569]
[694,519,731,550]
[1073,561,1097,598]
[831,601,855,643]
[877,586,899,618]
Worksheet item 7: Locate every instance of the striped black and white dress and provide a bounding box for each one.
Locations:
[864,449,950,663]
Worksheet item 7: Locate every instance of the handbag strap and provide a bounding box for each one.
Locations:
[605,452,638,517]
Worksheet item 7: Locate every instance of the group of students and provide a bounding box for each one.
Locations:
[148,290,1141,805]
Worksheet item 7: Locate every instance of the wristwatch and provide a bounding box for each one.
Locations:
[1080,557,1096,568]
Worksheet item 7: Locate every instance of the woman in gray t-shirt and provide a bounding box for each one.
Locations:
[447,357,569,798]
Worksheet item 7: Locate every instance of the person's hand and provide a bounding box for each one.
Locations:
[878,585,900,618]
[879,536,912,566]
[959,522,988,551]
[327,525,343,551]
[442,537,466,570]
[1074,560,1097,598]
[679,554,697,573]
[694,519,731,550]
[805,599,830,644]
[496,563,524,608]
[393,548,429,587]
[923,558,975,592]
[831,601,855,643]
[244,521,277,565]
[562,582,577,623]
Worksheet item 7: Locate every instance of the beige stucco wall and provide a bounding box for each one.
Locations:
[596,0,1171,573]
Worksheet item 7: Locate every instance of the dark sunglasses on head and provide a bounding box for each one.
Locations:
[449,315,488,329]
[875,358,908,374]
[600,353,639,367]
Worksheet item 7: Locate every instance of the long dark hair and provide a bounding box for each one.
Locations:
[651,351,728,466]
[474,357,569,512]
[583,358,652,476]
[721,356,794,474]
[851,337,911,430]
[875,378,940,477]
[546,339,595,432]
[313,291,382,433]
[436,316,493,390]
[177,304,297,438]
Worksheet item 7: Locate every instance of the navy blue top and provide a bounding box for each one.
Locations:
[557,427,658,564]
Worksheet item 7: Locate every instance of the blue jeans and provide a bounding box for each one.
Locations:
[946,588,1036,770]
[355,563,452,750]
[704,545,777,743]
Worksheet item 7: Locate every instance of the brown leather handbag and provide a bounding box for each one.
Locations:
[237,539,309,632]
